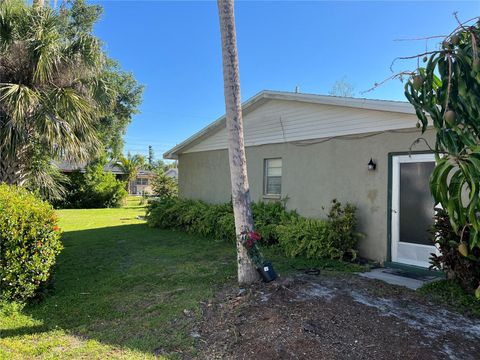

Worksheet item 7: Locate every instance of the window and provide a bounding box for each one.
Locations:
[264,158,282,196]
[135,178,148,185]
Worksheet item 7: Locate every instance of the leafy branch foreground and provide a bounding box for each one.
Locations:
[404,17,480,296]
[366,16,480,296]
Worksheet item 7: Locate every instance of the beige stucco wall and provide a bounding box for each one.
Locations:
[178,129,436,262]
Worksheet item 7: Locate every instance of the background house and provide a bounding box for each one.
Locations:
[164,90,437,268]
[164,168,178,181]
[59,161,155,196]
[130,169,155,196]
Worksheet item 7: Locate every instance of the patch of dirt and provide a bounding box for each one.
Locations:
[193,274,480,359]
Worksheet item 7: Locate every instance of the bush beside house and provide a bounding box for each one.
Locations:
[146,198,360,260]
[0,185,63,303]
[277,200,359,260]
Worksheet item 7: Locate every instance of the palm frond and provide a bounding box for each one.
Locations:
[35,87,101,161]
[0,83,39,121]
[0,0,26,51]
[28,7,63,83]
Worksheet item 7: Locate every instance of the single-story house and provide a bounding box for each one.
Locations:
[164,168,179,181]
[164,90,437,268]
[59,161,155,196]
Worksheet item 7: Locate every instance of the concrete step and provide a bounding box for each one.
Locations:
[358,268,439,290]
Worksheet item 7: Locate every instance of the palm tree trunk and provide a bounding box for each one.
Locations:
[0,153,28,185]
[217,0,259,285]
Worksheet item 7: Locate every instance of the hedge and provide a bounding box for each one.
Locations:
[146,198,299,243]
[146,197,360,260]
[0,185,63,302]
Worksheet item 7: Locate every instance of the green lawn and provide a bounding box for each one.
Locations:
[0,198,365,359]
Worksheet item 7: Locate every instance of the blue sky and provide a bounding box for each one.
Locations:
[91,1,479,159]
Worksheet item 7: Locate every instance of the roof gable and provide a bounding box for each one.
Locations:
[164,90,417,159]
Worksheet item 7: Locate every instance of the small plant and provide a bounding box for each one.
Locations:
[325,199,361,261]
[0,185,63,302]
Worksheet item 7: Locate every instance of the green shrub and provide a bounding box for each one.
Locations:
[146,198,297,243]
[252,201,298,244]
[146,197,182,229]
[59,161,127,208]
[0,185,63,302]
[277,199,360,260]
[151,169,178,200]
[326,199,360,260]
[277,218,333,258]
[147,198,360,261]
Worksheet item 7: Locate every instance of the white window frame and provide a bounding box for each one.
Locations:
[263,158,282,197]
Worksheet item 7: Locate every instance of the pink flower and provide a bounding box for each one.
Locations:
[249,231,261,242]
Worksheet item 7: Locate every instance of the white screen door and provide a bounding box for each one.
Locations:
[391,153,437,268]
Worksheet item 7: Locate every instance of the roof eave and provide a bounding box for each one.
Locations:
[163,90,416,159]
[163,90,269,159]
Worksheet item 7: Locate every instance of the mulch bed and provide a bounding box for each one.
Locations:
[191,274,480,360]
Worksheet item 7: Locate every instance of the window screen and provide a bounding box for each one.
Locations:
[264,158,282,195]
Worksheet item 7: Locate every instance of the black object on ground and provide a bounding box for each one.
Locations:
[257,262,277,282]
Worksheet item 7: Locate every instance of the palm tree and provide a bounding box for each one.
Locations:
[0,0,110,185]
[117,153,145,194]
[217,0,259,284]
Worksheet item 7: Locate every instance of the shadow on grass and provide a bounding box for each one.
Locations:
[1,325,47,338]
[5,223,237,356]
[4,222,369,357]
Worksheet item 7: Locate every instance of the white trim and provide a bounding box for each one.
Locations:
[391,153,437,268]
[163,90,416,159]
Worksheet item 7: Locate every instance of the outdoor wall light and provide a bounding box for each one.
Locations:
[368,158,377,171]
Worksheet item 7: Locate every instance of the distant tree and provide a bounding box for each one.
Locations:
[148,145,155,169]
[329,77,355,97]
[116,153,145,194]
[218,0,259,284]
[97,61,143,158]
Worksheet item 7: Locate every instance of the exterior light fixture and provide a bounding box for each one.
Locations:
[368,158,376,171]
